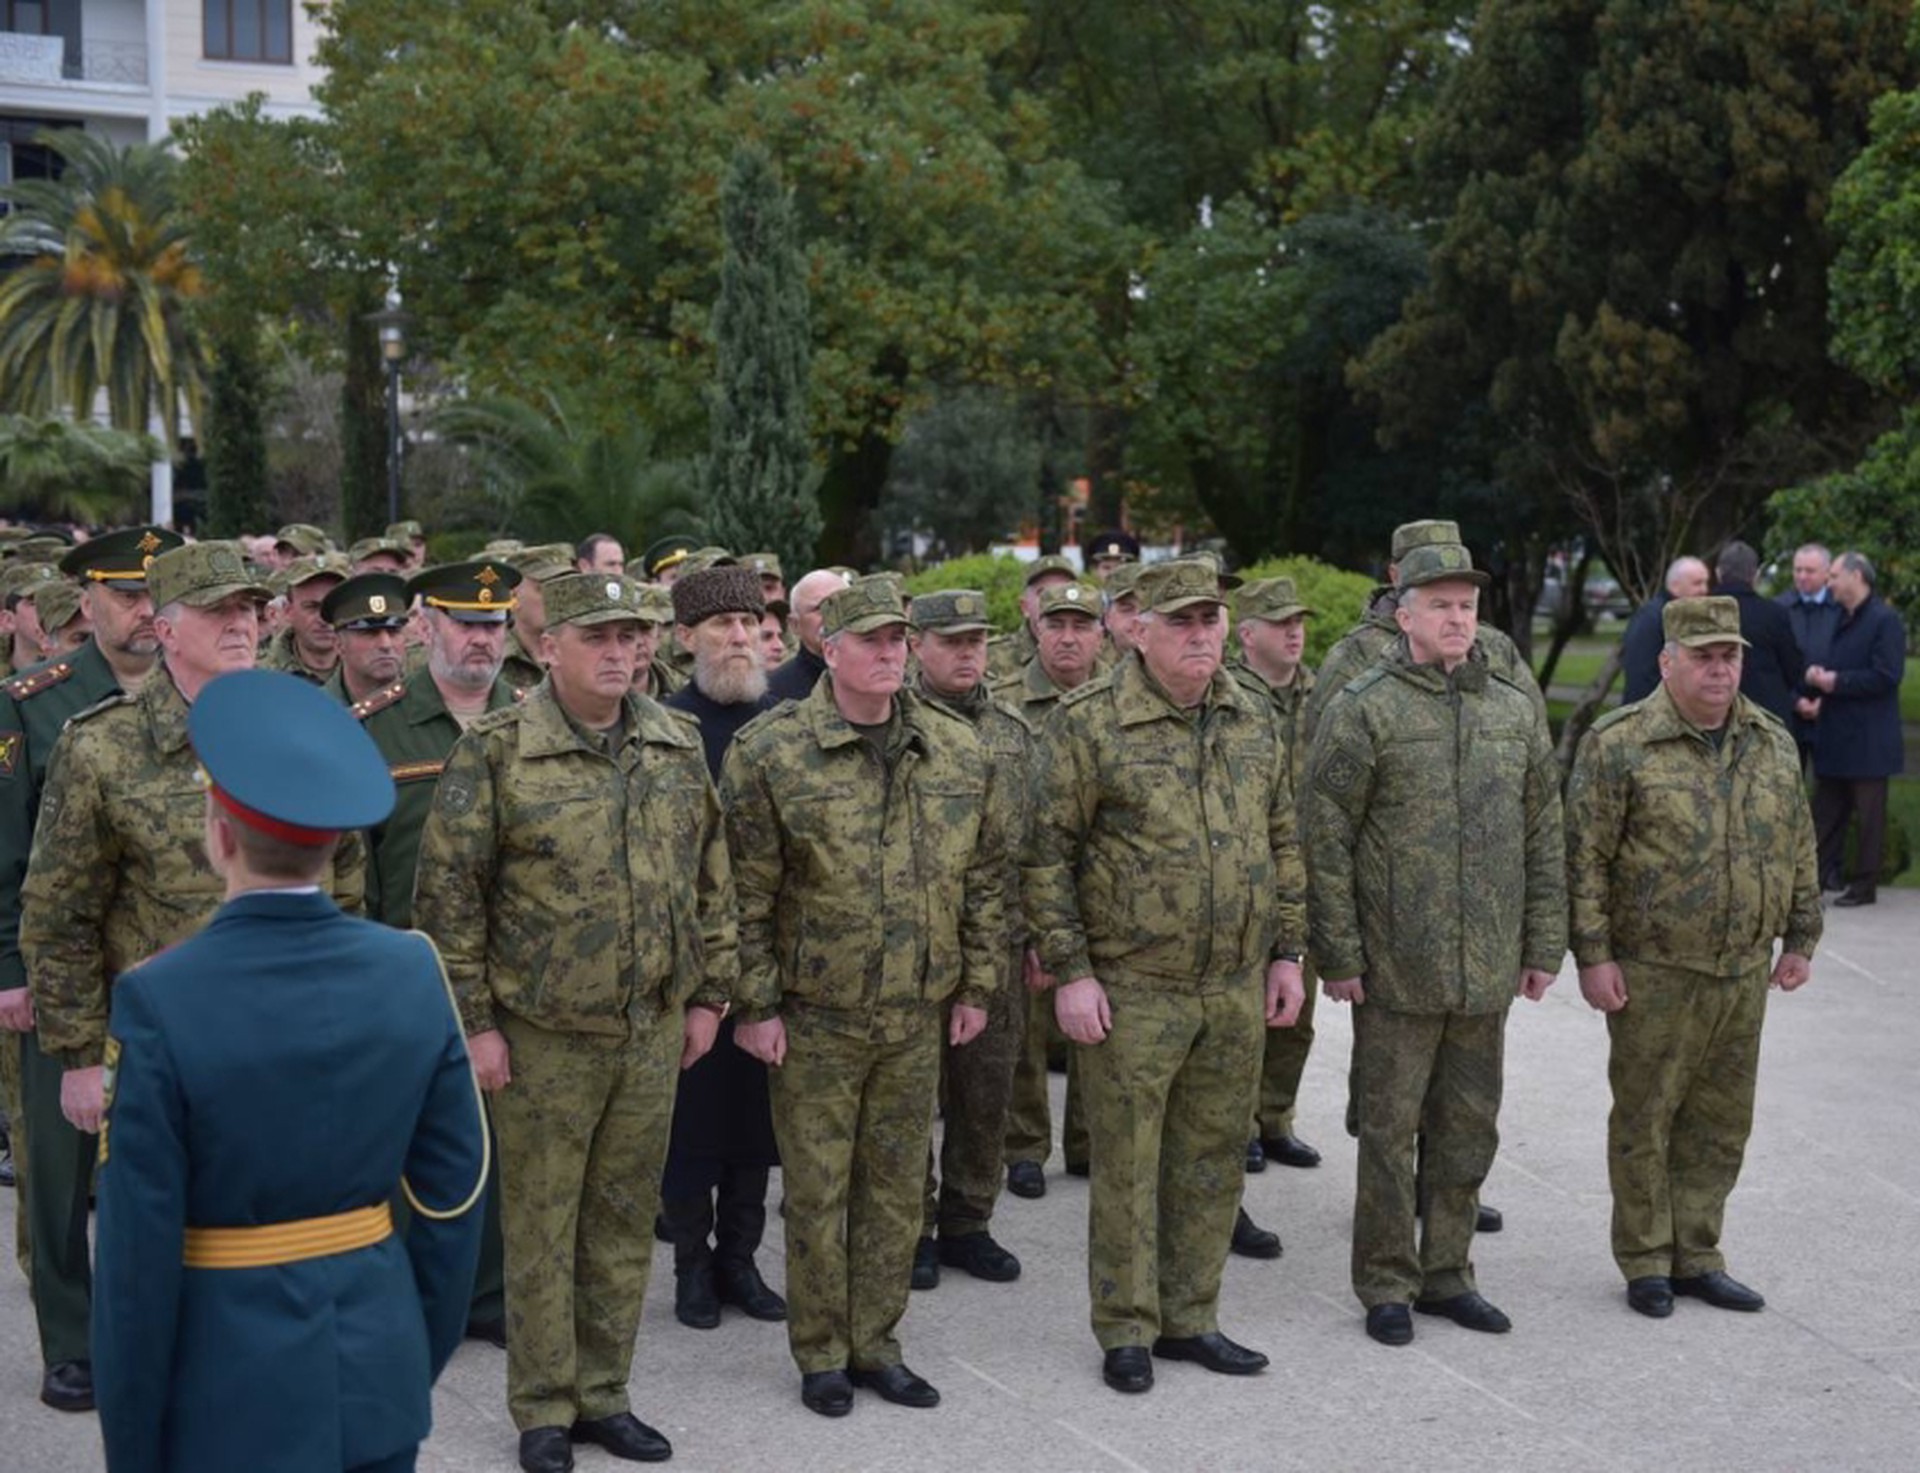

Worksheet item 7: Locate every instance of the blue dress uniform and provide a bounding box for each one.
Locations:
[91,671,488,1473]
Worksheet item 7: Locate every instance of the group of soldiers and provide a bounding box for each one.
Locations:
[0,512,1827,1471]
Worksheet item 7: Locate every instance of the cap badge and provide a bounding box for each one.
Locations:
[368,595,388,615]
[607,580,623,600]
[137,532,162,554]
[476,566,499,586]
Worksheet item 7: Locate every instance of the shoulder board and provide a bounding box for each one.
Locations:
[732,699,800,748]
[66,690,134,728]
[468,705,521,736]
[350,681,408,722]
[1059,672,1114,708]
[1,660,76,702]
[1587,701,1642,736]
[1341,665,1392,698]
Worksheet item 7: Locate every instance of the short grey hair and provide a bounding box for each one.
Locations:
[1664,556,1709,595]
[1836,550,1876,589]
[1795,542,1832,566]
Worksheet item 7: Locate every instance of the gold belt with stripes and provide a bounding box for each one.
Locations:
[182,1202,393,1269]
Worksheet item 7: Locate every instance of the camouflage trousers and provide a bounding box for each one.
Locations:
[493,1010,679,1431]
[1253,958,1318,1139]
[1607,962,1767,1281]
[1079,977,1263,1350]
[923,978,1020,1238]
[1003,984,1089,1169]
[770,1009,942,1374]
[1350,1003,1506,1307]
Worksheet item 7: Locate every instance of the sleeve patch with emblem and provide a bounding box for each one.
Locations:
[0,730,20,778]
[1317,748,1363,794]
[437,776,477,816]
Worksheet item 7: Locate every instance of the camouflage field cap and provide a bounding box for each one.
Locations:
[148,541,273,610]
[543,571,647,629]
[505,542,577,583]
[479,538,525,558]
[910,589,995,635]
[821,575,911,637]
[407,560,521,623]
[743,552,784,582]
[1184,547,1244,591]
[1390,519,1461,561]
[13,533,71,565]
[0,562,59,604]
[284,552,352,590]
[680,546,738,577]
[1105,561,1147,601]
[634,583,676,626]
[322,572,412,630]
[1662,595,1750,649]
[1024,553,1078,586]
[1035,581,1101,619]
[385,520,425,543]
[348,535,411,566]
[274,523,334,558]
[1234,576,1315,624]
[1137,558,1229,614]
[32,579,86,634]
[1396,541,1489,590]
[60,526,182,589]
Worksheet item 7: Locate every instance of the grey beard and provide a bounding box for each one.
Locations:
[695,650,768,705]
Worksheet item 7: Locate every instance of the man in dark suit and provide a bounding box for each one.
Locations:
[1802,551,1907,906]
[1777,543,1841,763]
[1712,541,1802,728]
[90,670,488,1473]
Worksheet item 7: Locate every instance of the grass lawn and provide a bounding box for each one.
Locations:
[1889,777,1920,889]
[1903,660,1920,725]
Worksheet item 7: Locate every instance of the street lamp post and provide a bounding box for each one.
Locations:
[366,304,409,527]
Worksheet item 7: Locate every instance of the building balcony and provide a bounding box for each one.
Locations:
[0,31,147,88]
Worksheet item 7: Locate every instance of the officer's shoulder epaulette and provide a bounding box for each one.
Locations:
[468,705,521,737]
[1341,665,1392,699]
[1587,701,1643,737]
[732,699,799,748]
[349,681,408,722]
[1,660,76,702]
[64,690,134,729]
[1059,672,1114,708]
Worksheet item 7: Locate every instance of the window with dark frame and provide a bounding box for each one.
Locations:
[203,0,293,65]
[2,3,50,35]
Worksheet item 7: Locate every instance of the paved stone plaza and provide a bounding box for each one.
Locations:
[2,893,1915,1471]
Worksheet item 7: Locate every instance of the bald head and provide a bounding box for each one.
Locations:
[789,569,852,656]
[1665,557,1710,600]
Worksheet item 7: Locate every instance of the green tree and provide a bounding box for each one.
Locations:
[704,145,821,571]
[0,131,207,453]
[0,415,159,524]
[1352,0,1910,606]
[877,386,1040,559]
[1768,414,1920,611]
[202,326,272,536]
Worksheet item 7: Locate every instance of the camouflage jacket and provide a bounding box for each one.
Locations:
[1230,658,1316,795]
[499,630,544,694]
[412,684,737,1038]
[1303,641,1566,1013]
[356,672,525,929]
[1304,589,1544,744]
[1566,687,1821,976]
[719,678,1009,1039]
[21,671,366,1065]
[259,625,335,684]
[985,624,1037,686]
[1022,655,1308,993]
[918,677,1033,948]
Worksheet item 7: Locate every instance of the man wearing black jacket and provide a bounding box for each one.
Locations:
[1713,541,1802,728]
[1777,543,1841,763]
[765,569,850,703]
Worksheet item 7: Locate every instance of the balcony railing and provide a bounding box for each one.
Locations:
[0,33,148,88]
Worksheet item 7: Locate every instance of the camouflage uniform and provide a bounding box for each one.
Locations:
[1022,636,1308,1351]
[914,659,1031,1244]
[1303,633,1565,1309]
[412,676,737,1432]
[995,655,1091,1176]
[721,670,1008,1374]
[257,624,336,684]
[1566,681,1821,1282]
[499,630,545,693]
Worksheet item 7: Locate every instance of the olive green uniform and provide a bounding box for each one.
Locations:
[413,685,736,1432]
[18,670,364,1365]
[721,679,1007,1374]
[1023,656,1308,1349]
[1304,642,1565,1308]
[916,678,1031,1241]
[1231,659,1320,1140]
[0,644,128,1346]
[1566,688,1821,1281]
[994,656,1090,1175]
[258,625,336,684]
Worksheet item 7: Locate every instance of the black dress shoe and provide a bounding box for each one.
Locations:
[1834,885,1877,908]
[1260,1134,1323,1169]
[40,1360,93,1412]
[1230,1206,1282,1260]
[1244,1137,1266,1173]
[674,1265,721,1329]
[1476,1203,1504,1233]
[849,1362,941,1408]
[1064,1159,1090,1178]
[1627,1276,1675,1318]
[1151,1331,1268,1375]
[801,1369,854,1417]
[1672,1270,1765,1311]
[911,1236,941,1291]
[465,1317,507,1349]
[1365,1305,1413,1346]
[938,1231,1021,1282]
[1005,1160,1046,1199]
[518,1426,574,1473]
[716,1259,787,1321]
[571,1412,672,1463]
[1414,1291,1512,1333]
[1102,1346,1153,1393]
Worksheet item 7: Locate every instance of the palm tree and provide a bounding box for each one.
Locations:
[0,414,159,524]
[430,392,706,554]
[0,130,208,455]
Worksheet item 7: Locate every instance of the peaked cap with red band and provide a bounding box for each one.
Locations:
[189,669,396,845]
